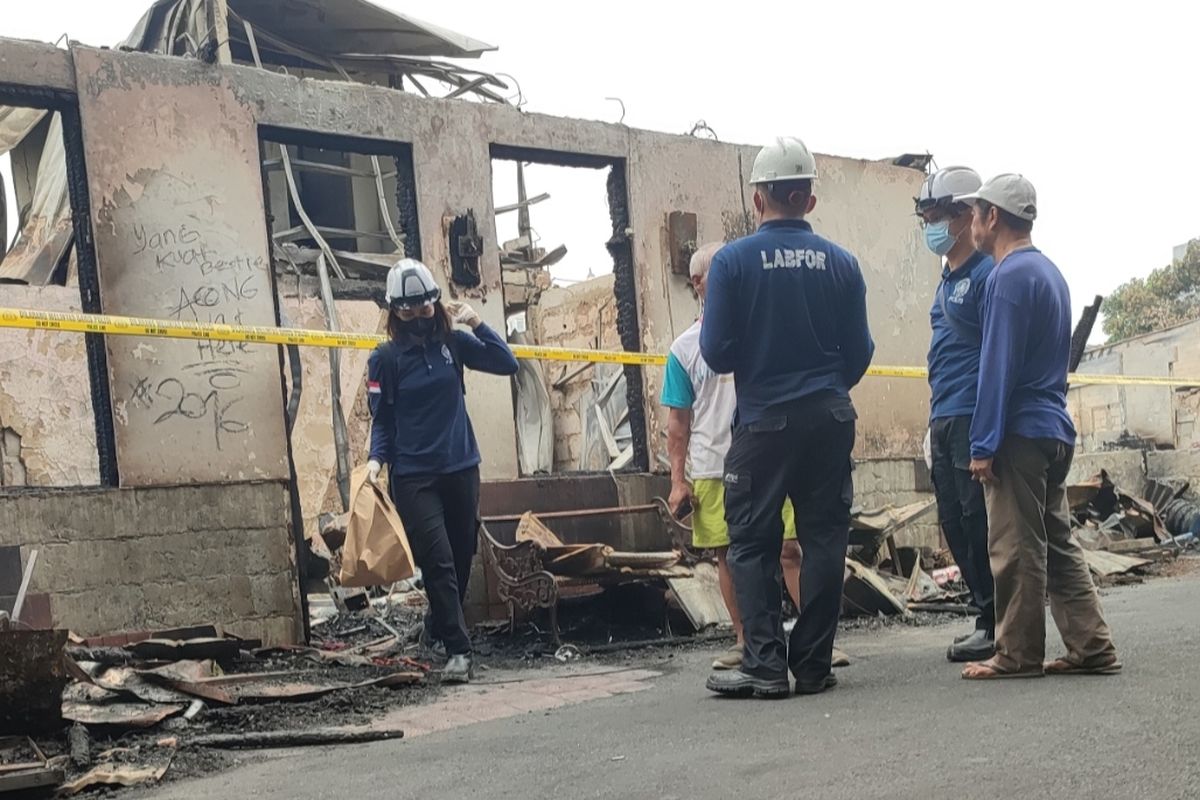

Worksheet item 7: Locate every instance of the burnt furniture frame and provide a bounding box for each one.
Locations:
[478,498,695,644]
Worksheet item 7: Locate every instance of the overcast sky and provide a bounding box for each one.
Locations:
[6,0,1198,334]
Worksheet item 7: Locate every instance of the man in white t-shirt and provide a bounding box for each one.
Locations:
[662,242,847,671]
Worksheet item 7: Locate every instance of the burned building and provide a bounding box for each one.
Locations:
[0,1,941,642]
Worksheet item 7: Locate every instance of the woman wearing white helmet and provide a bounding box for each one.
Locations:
[366,258,518,683]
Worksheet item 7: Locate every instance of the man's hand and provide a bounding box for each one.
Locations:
[366,459,382,485]
[445,300,482,329]
[970,457,997,485]
[668,480,694,518]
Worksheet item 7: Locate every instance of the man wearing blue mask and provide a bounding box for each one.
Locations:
[916,166,996,662]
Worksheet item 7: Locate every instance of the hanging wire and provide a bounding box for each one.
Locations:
[605,97,626,125]
[495,72,526,110]
[688,120,719,140]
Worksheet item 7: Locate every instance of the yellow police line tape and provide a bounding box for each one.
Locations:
[1,307,1197,388]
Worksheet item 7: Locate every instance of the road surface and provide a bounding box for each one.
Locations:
[141,570,1200,800]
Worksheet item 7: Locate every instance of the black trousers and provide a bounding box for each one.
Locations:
[723,392,856,681]
[930,415,995,635]
[389,466,480,656]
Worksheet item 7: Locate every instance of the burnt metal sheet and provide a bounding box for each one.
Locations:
[59,758,171,795]
[72,47,288,485]
[668,562,731,631]
[61,701,184,729]
[1082,548,1152,577]
[228,0,496,58]
[135,660,234,706]
[842,560,908,617]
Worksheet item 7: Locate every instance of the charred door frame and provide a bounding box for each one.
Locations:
[489,145,648,472]
[256,125,422,642]
[0,83,118,487]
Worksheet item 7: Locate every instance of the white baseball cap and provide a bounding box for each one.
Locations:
[955,173,1038,222]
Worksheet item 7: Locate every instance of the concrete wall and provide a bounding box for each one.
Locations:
[1071,318,1200,451]
[1066,450,1148,494]
[0,482,300,643]
[1146,450,1200,502]
[626,137,938,459]
[853,458,939,551]
[0,286,98,487]
[73,48,289,486]
[528,274,621,470]
[1066,448,1200,502]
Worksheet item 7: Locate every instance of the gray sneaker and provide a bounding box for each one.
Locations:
[705,669,789,699]
[417,624,448,662]
[443,654,473,684]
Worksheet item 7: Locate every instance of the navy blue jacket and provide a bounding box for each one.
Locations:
[368,322,518,477]
[700,219,875,423]
[928,252,995,420]
[970,247,1076,459]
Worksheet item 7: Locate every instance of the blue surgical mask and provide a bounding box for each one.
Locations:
[924,221,957,256]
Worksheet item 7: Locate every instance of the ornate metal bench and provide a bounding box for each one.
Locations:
[478,498,695,645]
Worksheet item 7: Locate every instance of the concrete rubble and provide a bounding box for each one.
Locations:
[1067,471,1199,581]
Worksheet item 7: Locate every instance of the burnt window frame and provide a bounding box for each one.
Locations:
[0,82,117,487]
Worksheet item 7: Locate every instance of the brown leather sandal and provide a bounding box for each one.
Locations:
[1044,657,1122,675]
[961,658,1044,680]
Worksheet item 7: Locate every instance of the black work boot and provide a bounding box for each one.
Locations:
[946,628,995,662]
[794,673,838,695]
[705,669,790,699]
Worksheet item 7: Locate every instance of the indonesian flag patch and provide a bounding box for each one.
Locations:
[367,380,381,395]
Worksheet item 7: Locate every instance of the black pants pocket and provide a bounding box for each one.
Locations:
[723,471,754,527]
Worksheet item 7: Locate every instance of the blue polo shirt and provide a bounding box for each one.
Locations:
[367,323,518,476]
[969,247,1077,459]
[699,219,874,424]
[928,252,995,420]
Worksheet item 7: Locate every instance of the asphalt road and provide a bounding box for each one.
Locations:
[141,571,1200,800]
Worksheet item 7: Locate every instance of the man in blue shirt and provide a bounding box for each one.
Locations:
[957,174,1119,680]
[700,137,874,698]
[916,167,997,663]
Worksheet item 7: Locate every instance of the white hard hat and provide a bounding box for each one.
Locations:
[385,259,441,307]
[915,166,981,213]
[749,137,818,184]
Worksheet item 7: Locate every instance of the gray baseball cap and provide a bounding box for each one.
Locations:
[955,173,1038,221]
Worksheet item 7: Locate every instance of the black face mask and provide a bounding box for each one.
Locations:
[398,316,436,337]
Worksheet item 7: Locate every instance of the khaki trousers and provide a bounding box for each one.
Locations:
[984,436,1117,671]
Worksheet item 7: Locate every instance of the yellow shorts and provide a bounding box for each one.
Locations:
[692,478,797,550]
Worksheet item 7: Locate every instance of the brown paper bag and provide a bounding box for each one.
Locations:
[338,465,415,587]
